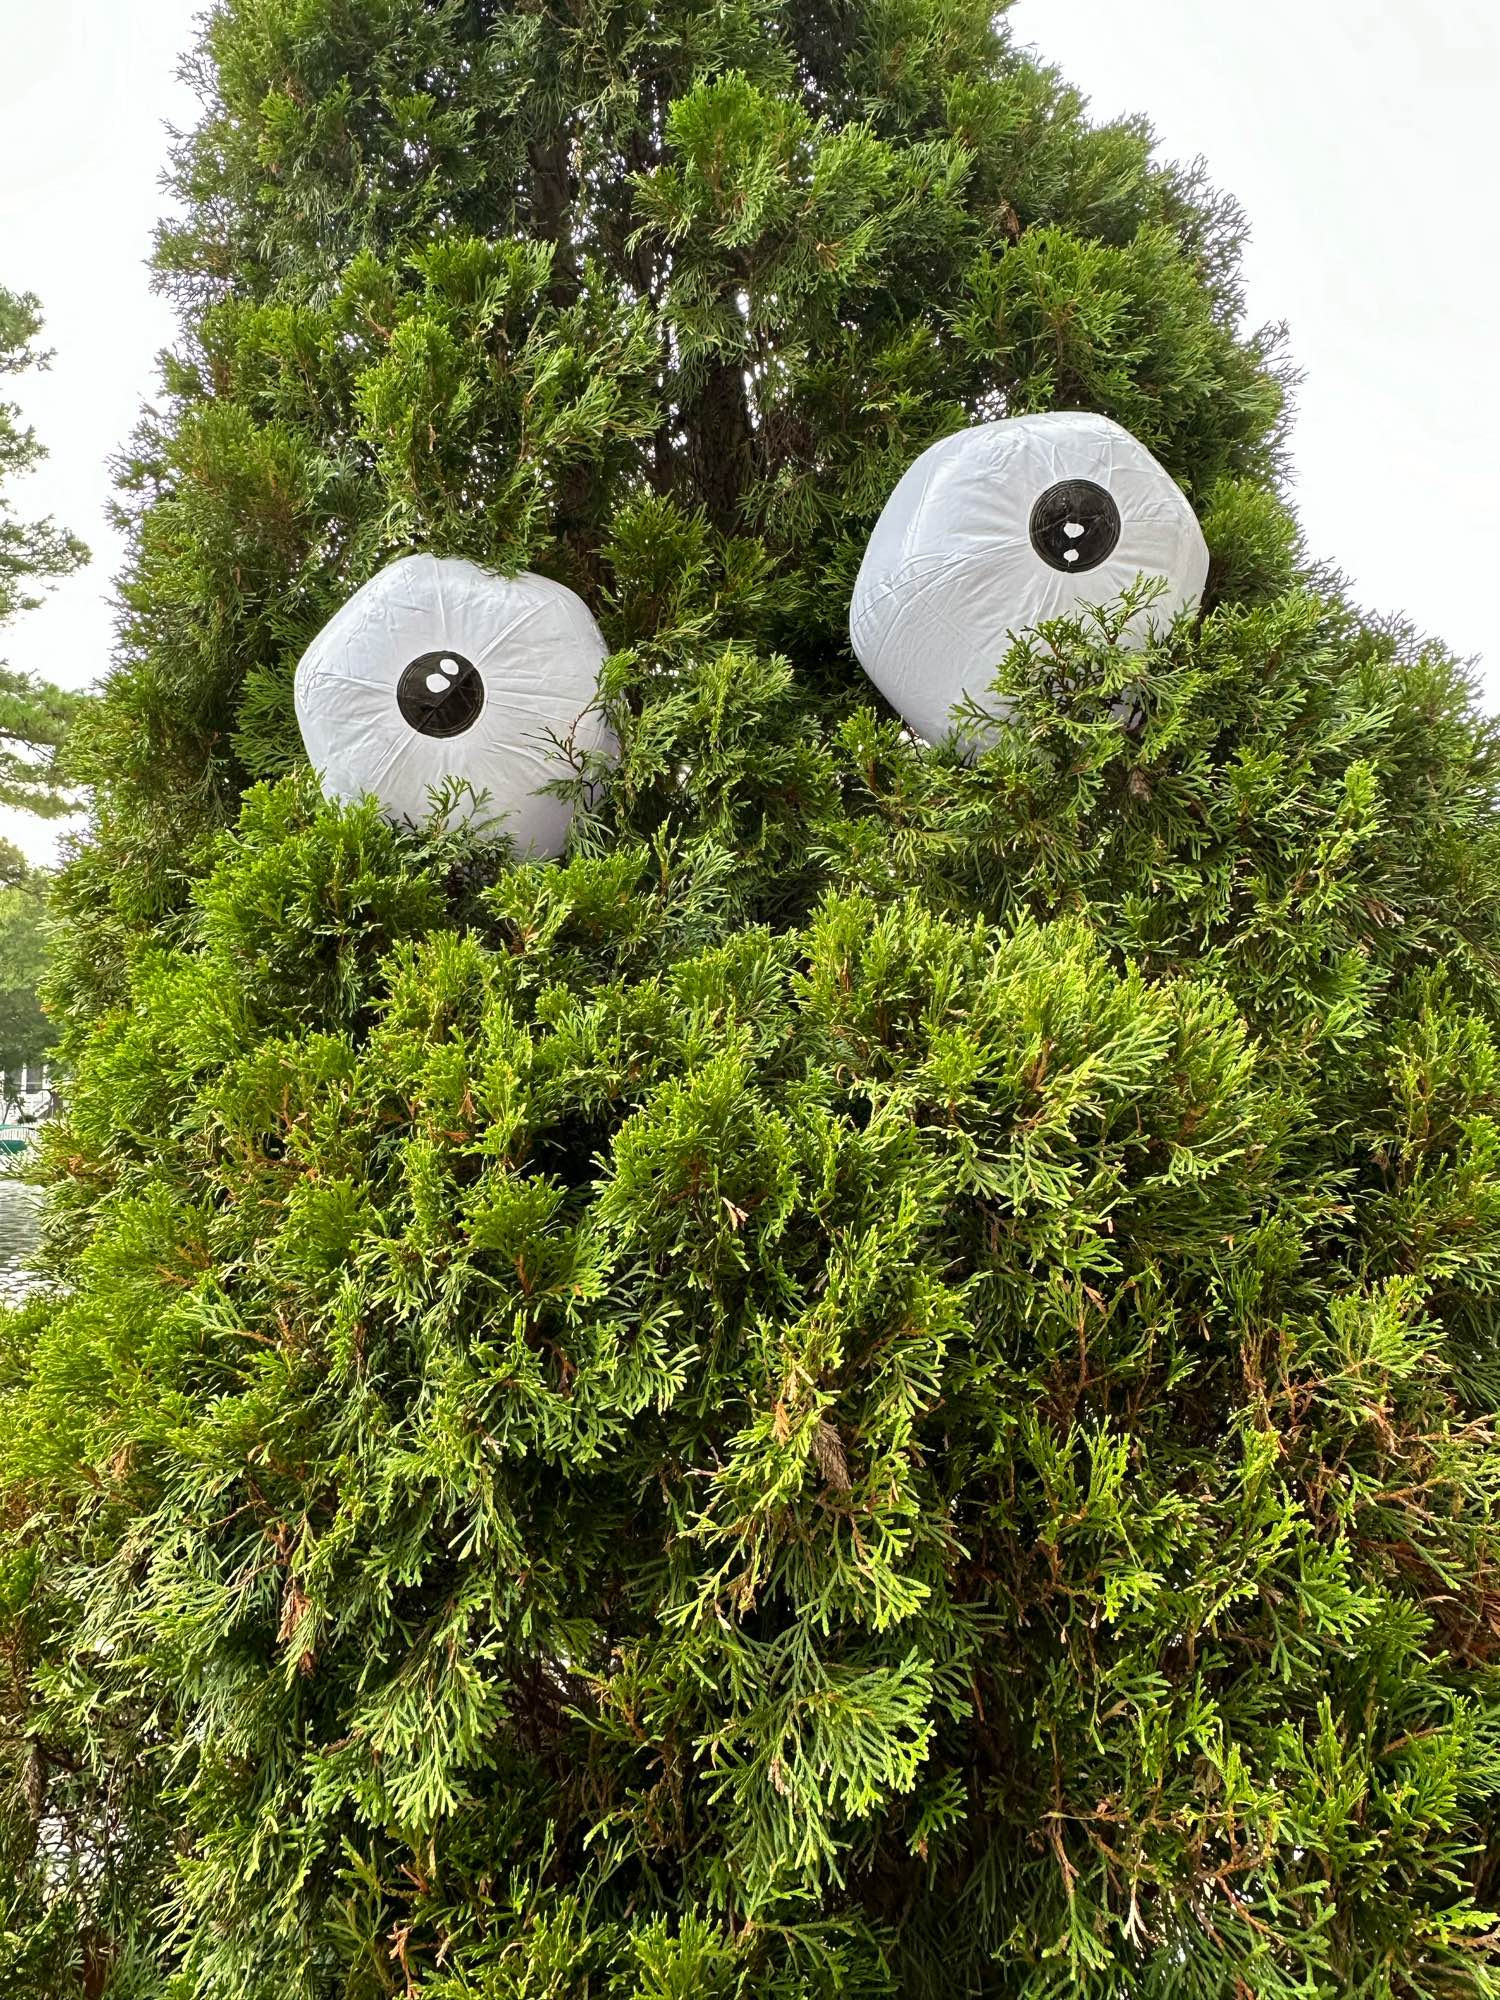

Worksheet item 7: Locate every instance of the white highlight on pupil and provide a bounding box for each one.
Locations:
[1064,521,1085,538]
[1064,549,1080,563]
[426,667,455,692]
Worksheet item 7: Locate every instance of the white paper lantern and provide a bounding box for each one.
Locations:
[849,411,1210,742]
[293,555,613,857]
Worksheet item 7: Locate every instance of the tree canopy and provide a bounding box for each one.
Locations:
[0,286,89,815]
[0,839,53,1085]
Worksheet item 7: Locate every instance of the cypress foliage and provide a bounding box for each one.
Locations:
[5,3,1500,1994]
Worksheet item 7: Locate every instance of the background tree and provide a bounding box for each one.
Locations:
[0,838,53,1090]
[0,287,89,817]
[4,3,1500,1997]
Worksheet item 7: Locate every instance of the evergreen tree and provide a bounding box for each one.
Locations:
[6,3,1500,1995]
[0,288,89,816]
[0,840,55,1087]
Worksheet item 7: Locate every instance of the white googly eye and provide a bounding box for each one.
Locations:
[294,555,615,857]
[848,412,1210,743]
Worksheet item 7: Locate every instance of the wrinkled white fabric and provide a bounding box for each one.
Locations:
[849,412,1210,743]
[294,555,613,857]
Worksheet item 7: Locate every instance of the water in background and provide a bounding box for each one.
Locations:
[0,1175,43,1302]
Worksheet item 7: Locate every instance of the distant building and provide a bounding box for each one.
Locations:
[2,1063,51,1122]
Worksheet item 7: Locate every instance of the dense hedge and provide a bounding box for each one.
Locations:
[5,3,1500,1994]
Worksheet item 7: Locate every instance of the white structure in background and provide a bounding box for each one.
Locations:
[0,1061,51,1153]
[1,1061,50,1115]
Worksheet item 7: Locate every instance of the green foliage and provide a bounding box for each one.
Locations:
[0,840,54,1081]
[0,665,87,819]
[0,287,88,628]
[0,288,90,815]
[4,3,1500,1997]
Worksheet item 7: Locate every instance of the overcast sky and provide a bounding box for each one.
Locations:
[1,0,1497,861]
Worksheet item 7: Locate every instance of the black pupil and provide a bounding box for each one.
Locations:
[396,652,484,738]
[1028,479,1121,574]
